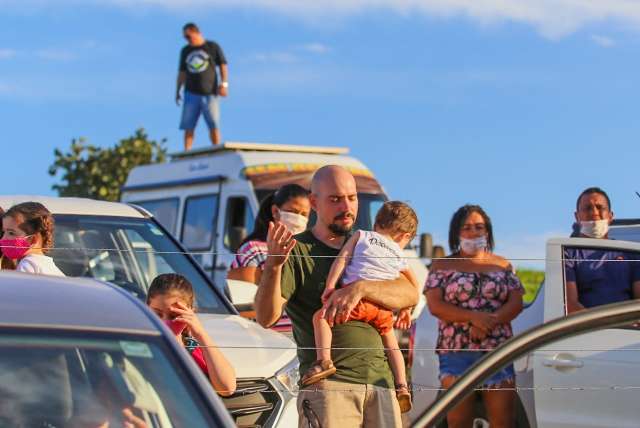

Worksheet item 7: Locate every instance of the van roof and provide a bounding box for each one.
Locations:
[0,195,145,218]
[123,142,379,194]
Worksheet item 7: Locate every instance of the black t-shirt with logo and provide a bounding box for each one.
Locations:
[179,41,227,95]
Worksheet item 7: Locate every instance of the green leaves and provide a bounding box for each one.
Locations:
[49,128,167,202]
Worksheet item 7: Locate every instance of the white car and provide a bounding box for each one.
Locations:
[409,236,640,427]
[0,195,299,428]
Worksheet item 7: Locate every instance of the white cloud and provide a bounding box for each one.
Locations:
[251,51,299,63]
[58,0,640,39]
[0,49,16,59]
[35,49,76,61]
[299,42,331,54]
[591,34,616,47]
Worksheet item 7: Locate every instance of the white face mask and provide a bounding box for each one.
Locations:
[459,236,487,255]
[580,220,609,239]
[278,210,308,235]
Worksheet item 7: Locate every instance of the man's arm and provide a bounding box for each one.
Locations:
[633,280,640,299]
[218,64,228,97]
[566,281,585,314]
[254,222,295,328]
[321,271,419,327]
[176,71,186,105]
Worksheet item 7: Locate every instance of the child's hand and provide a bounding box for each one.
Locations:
[394,308,412,330]
[321,287,335,305]
[469,325,488,342]
[170,302,206,340]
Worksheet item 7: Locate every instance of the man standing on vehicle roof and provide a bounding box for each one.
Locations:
[565,187,640,313]
[176,22,228,150]
[254,165,419,428]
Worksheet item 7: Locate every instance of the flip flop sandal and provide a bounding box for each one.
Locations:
[396,384,413,413]
[301,360,337,386]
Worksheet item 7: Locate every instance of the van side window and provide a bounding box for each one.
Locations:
[224,197,254,252]
[563,246,640,315]
[132,198,179,235]
[182,195,219,250]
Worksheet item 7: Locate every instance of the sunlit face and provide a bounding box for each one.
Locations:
[1,215,29,240]
[273,196,311,221]
[575,193,613,223]
[148,293,191,321]
[459,211,487,240]
[310,172,358,236]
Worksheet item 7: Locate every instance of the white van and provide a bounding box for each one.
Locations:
[121,142,431,314]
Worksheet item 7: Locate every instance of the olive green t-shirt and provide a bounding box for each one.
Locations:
[281,230,394,387]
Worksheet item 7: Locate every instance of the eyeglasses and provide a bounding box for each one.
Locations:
[461,223,487,233]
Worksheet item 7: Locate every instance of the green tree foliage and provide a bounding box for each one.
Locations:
[49,128,167,202]
[516,269,545,304]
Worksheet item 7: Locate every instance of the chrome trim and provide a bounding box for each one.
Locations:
[413,299,640,427]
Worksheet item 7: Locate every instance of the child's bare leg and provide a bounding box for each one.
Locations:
[382,331,407,386]
[313,309,333,362]
[382,331,412,412]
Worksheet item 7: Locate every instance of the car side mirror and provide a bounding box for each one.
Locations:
[419,233,433,259]
[228,226,247,253]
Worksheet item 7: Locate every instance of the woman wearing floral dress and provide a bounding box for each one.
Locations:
[425,204,524,428]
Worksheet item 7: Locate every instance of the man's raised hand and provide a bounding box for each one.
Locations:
[265,221,296,268]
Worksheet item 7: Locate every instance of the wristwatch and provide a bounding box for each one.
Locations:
[220,81,229,88]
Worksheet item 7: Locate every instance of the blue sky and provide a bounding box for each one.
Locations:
[2,0,639,267]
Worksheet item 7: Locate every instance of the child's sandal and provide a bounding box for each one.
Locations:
[396,383,412,413]
[301,360,337,386]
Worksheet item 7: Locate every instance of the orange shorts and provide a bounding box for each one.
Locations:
[349,300,394,335]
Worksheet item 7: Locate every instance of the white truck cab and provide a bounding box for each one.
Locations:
[410,236,640,427]
[121,142,431,315]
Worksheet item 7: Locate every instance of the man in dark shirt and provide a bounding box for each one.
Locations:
[176,23,228,150]
[565,187,640,313]
[254,166,419,427]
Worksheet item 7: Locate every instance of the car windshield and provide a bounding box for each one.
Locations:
[50,215,230,314]
[0,332,218,427]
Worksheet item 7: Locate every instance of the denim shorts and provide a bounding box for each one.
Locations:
[438,351,515,387]
[180,90,220,130]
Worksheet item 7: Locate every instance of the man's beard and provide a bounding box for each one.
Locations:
[328,223,352,236]
[328,213,355,236]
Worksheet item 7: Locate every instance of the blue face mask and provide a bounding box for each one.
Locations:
[459,236,487,255]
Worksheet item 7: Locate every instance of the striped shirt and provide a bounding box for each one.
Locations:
[231,240,268,269]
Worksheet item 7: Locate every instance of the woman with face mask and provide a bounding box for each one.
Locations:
[227,184,310,285]
[424,204,524,428]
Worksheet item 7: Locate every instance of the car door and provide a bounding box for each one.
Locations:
[533,238,640,427]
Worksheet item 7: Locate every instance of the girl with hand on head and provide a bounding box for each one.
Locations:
[0,202,64,276]
[147,273,236,396]
[227,184,310,285]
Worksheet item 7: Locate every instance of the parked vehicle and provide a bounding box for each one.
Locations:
[409,236,640,426]
[120,142,431,316]
[0,195,298,428]
[0,271,235,427]
[413,298,640,427]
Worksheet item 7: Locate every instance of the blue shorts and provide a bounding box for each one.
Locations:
[180,90,220,130]
[438,352,515,387]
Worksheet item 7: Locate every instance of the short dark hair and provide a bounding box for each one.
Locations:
[182,22,200,33]
[576,187,612,211]
[147,273,195,308]
[448,204,495,253]
[374,201,418,239]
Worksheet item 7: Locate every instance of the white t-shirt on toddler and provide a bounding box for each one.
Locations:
[16,254,66,277]
[341,230,408,285]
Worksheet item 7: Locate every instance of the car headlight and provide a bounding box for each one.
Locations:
[275,357,300,396]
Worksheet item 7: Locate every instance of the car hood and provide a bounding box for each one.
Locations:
[197,313,297,378]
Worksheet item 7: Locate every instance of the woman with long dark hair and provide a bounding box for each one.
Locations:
[227,184,310,284]
[425,204,523,428]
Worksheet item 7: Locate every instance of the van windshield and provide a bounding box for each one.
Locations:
[50,215,231,314]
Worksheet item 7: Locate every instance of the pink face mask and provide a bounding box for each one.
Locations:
[0,236,32,260]
[164,319,187,336]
